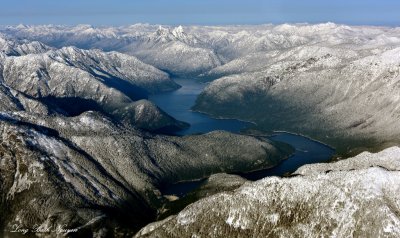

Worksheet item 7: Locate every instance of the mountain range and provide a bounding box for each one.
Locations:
[1,23,400,237]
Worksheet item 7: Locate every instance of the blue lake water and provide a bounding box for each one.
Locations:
[239,132,335,180]
[149,78,252,135]
[149,78,335,196]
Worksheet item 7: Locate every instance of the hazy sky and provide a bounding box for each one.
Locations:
[1,0,400,26]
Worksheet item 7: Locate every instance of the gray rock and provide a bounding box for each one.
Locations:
[136,146,400,238]
[0,34,52,56]
[194,46,400,155]
[0,112,292,237]
[1,46,185,131]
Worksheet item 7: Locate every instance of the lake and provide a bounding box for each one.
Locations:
[150,78,252,135]
[149,78,335,196]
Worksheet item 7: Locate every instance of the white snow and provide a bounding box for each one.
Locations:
[137,146,400,237]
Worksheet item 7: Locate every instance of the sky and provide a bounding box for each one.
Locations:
[1,0,400,26]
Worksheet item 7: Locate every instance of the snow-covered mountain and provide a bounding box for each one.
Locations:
[4,23,400,78]
[194,44,400,154]
[136,146,400,237]
[2,25,223,76]
[0,111,291,236]
[0,34,52,56]
[2,23,400,237]
[0,34,294,236]
[1,45,187,132]
[120,26,222,76]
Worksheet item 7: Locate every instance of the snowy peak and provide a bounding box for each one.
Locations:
[152,26,175,43]
[15,24,28,30]
[171,25,185,38]
[0,34,52,56]
[149,25,197,45]
[1,43,181,129]
[155,25,169,37]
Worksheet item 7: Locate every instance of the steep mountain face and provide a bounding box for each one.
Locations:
[2,25,223,77]
[194,45,400,154]
[48,46,179,94]
[0,36,294,236]
[0,52,52,115]
[0,114,155,236]
[136,146,400,238]
[1,46,186,132]
[0,111,292,236]
[2,23,400,237]
[121,26,222,76]
[3,46,178,97]
[0,85,23,112]
[188,24,400,154]
[0,34,52,56]
[112,99,189,132]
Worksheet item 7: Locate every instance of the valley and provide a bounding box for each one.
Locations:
[149,77,335,197]
[0,23,399,237]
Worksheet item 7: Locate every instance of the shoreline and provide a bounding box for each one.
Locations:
[191,107,337,153]
[152,77,337,198]
[160,152,294,196]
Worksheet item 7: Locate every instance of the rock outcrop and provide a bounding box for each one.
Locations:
[0,111,292,236]
[136,147,400,238]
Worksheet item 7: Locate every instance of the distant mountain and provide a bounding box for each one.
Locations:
[120,26,222,76]
[145,25,199,45]
[2,25,223,77]
[2,23,400,237]
[0,35,294,236]
[0,34,52,56]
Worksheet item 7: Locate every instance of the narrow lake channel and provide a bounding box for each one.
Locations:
[149,78,335,197]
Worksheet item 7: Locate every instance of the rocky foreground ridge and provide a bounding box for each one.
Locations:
[0,34,292,236]
[136,146,400,238]
[1,23,400,237]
